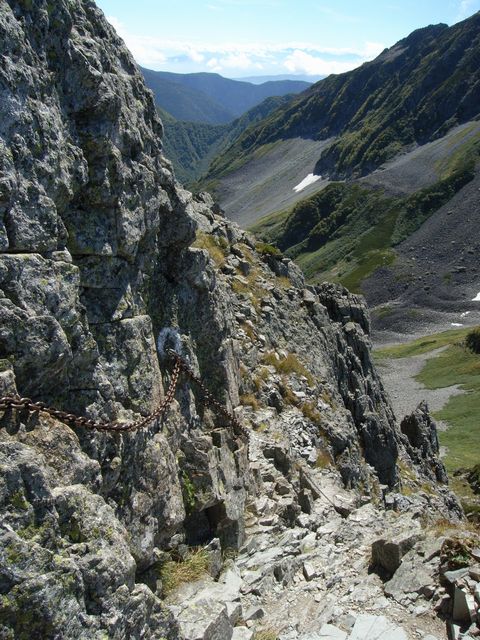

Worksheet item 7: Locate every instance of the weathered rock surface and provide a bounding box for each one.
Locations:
[0,1,465,639]
[401,402,448,484]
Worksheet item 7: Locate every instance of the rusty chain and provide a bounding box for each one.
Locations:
[168,350,249,440]
[0,351,247,439]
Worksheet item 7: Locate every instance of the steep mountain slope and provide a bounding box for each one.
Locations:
[141,68,234,124]
[252,121,480,325]
[141,67,310,124]
[203,13,480,223]
[0,2,470,639]
[161,95,293,184]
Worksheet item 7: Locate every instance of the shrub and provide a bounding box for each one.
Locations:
[255,241,282,258]
[465,328,480,354]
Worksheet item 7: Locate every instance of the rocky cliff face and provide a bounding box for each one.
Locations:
[0,2,461,639]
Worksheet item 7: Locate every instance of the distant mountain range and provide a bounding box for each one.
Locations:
[206,14,480,184]
[186,12,480,327]
[234,74,325,84]
[159,95,293,185]
[141,68,311,124]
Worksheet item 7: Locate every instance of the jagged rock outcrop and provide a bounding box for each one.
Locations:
[0,1,460,638]
[400,402,448,484]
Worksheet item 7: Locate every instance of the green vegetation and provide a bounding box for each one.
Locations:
[161,109,228,185]
[441,535,480,570]
[391,162,475,244]
[417,342,480,472]
[255,241,282,257]
[205,15,480,182]
[10,490,29,510]
[466,328,480,354]
[160,548,209,595]
[375,327,480,513]
[181,472,196,513]
[252,161,475,292]
[160,95,293,185]
[375,327,472,359]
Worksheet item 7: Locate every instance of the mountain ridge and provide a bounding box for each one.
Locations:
[141,67,310,124]
[204,13,480,184]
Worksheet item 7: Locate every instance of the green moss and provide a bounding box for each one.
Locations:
[60,518,83,544]
[10,491,29,511]
[181,471,196,513]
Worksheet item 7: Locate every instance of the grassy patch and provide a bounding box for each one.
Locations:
[374,327,471,359]
[250,208,290,241]
[417,343,480,472]
[192,232,229,267]
[261,352,314,386]
[240,393,261,411]
[253,630,279,640]
[376,328,480,498]
[160,548,209,595]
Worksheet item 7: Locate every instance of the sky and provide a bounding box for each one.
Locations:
[95,0,480,78]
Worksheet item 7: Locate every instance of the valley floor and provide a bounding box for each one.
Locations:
[375,348,465,426]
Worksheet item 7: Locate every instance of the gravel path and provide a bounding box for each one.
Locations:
[376,347,465,427]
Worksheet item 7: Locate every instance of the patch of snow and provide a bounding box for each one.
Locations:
[293,173,321,193]
[461,311,471,317]
[473,292,480,302]
[451,323,463,327]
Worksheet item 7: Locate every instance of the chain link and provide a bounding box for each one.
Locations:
[0,352,247,439]
[168,350,249,440]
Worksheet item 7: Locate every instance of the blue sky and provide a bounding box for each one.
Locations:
[95,0,480,77]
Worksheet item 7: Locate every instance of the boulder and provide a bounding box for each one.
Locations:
[371,531,422,575]
[348,615,408,640]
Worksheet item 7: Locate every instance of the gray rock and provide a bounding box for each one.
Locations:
[400,402,448,483]
[303,562,317,581]
[244,605,265,621]
[348,615,408,640]
[384,550,436,601]
[176,598,232,640]
[371,530,422,575]
[317,623,348,639]
[444,568,470,584]
[0,0,462,636]
[452,586,476,623]
[232,628,254,640]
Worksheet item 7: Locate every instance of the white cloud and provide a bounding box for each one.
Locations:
[458,0,475,18]
[284,50,361,76]
[107,15,167,65]
[104,15,384,76]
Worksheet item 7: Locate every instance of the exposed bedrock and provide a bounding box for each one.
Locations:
[0,1,458,638]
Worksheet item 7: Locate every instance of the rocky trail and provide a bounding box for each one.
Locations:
[168,423,477,640]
